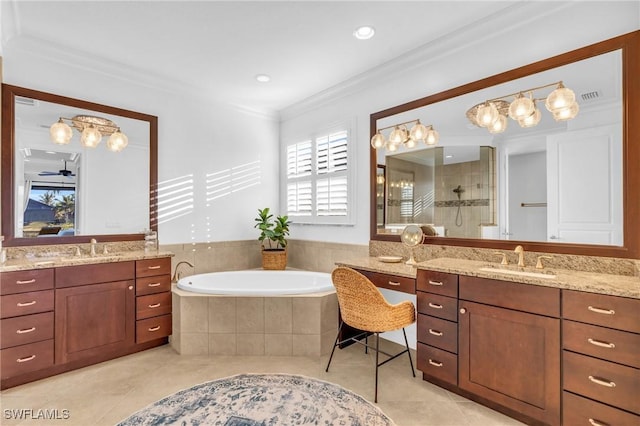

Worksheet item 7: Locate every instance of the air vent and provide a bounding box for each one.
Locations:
[15,96,37,106]
[580,90,601,101]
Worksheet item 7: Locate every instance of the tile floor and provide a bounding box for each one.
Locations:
[1,341,525,425]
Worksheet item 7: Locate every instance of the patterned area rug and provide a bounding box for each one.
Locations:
[117,373,395,425]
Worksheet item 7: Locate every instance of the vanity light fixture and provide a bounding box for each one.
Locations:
[371,119,439,151]
[466,81,579,134]
[353,26,375,40]
[49,115,128,152]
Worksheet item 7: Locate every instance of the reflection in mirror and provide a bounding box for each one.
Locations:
[13,97,150,238]
[2,84,158,246]
[373,48,622,247]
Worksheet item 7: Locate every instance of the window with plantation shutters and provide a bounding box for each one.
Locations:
[284,127,353,224]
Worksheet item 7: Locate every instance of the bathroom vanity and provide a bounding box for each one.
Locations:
[0,253,172,389]
[338,257,640,426]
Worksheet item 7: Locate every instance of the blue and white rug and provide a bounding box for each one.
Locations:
[117,373,395,425]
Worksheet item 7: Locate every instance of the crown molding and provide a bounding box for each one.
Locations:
[279,1,575,121]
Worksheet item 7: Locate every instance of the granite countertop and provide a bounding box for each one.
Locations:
[338,257,640,299]
[0,250,174,273]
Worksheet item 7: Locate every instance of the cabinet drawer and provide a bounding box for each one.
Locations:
[136,275,171,296]
[417,270,458,297]
[1,269,54,295]
[563,290,640,333]
[0,312,54,349]
[136,314,172,344]
[563,351,640,414]
[563,320,640,368]
[56,261,134,288]
[0,339,54,379]
[417,292,457,321]
[417,342,457,386]
[563,391,640,426]
[0,290,54,319]
[459,275,560,317]
[136,257,171,278]
[417,314,457,353]
[359,270,415,294]
[136,292,172,320]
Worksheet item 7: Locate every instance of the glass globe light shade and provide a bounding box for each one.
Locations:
[518,107,542,128]
[389,126,407,145]
[425,127,439,145]
[49,119,73,145]
[508,93,535,121]
[370,132,386,149]
[386,142,399,152]
[488,114,508,134]
[81,125,102,148]
[476,102,499,127]
[409,120,428,142]
[107,130,129,152]
[545,83,576,113]
[553,101,580,121]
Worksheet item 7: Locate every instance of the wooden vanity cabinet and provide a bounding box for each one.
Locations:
[135,258,172,344]
[416,269,459,386]
[0,269,55,380]
[55,262,136,364]
[562,290,640,424]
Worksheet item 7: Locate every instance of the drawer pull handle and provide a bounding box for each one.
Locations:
[428,280,443,286]
[428,303,443,309]
[428,329,443,336]
[16,279,36,285]
[588,419,610,426]
[388,281,401,286]
[16,327,36,334]
[428,359,443,367]
[148,265,162,270]
[148,303,161,308]
[588,306,615,315]
[148,326,161,332]
[588,376,616,388]
[587,338,615,349]
[17,301,36,307]
[17,355,36,363]
[148,282,161,287]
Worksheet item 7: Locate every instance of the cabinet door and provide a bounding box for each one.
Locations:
[459,301,560,426]
[55,280,135,364]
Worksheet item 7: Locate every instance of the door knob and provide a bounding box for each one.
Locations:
[459,308,467,314]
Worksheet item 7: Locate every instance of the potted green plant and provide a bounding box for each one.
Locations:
[254,208,291,270]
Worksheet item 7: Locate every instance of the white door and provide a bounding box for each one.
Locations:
[546,125,622,245]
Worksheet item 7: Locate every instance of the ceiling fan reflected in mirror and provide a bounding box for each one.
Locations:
[38,160,76,177]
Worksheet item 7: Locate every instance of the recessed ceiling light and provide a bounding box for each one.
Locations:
[255,74,271,83]
[353,26,375,40]
[445,155,454,159]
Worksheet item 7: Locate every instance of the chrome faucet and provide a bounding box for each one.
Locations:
[172,260,194,283]
[90,238,97,256]
[514,245,525,267]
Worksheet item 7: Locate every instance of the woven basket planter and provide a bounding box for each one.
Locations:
[261,249,287,270]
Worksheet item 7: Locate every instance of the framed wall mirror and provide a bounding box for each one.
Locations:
[2,84,158,246]
[370,31,639,258]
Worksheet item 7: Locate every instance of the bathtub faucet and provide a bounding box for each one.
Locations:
[172,260,195,283]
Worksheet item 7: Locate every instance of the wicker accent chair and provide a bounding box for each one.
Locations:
[325,267,416,402]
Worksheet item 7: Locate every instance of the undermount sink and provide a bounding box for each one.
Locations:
[479,267,557,280]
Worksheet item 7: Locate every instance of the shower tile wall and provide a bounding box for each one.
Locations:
[434,147,496,238]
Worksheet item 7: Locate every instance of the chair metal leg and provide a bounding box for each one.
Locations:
[374,332,380,403]
[402,328,416,377]
[325,322,344,372]
[365,334,368,354]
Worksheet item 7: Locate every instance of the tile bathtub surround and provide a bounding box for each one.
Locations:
[370,240,640,277]
[171,289,338,357]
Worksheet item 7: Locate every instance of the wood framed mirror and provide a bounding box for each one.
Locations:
[1,84,158,247]
[370,31,639,259]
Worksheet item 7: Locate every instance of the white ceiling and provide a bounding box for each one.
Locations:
[2,0,521,113]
